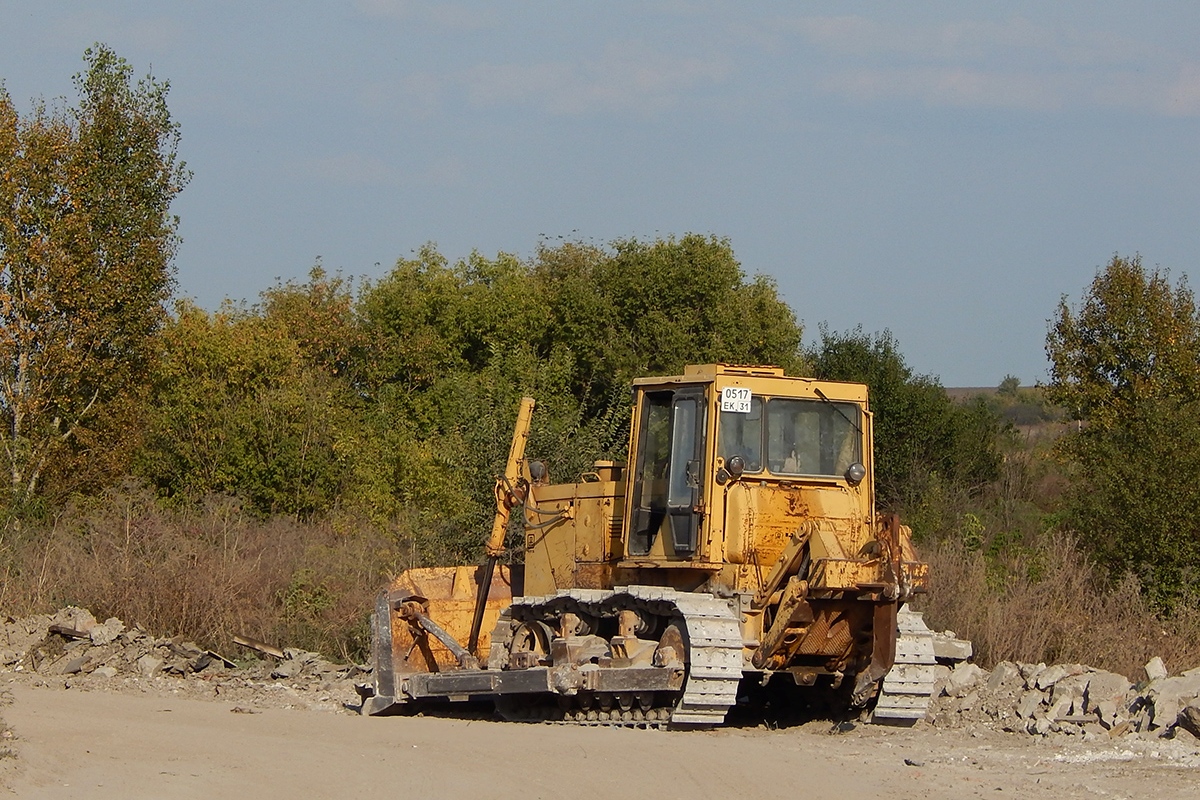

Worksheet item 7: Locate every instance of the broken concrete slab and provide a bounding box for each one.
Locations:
[1016,690,1045,719]
[986,661,1021,691]
[136,654,164,678]
[1019,662,1046,688]
[931,632,974,662]
[944,662,986,698]
[88,618,125,647]
[1084,670,1131,713]
[1178,704,1200,739]
[1148,674,1200,730]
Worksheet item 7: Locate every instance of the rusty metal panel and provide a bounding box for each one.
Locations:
[808,558,880,591]
[385,566,514,675]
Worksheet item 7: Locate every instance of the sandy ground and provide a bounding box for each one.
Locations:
[1,681,1198,800]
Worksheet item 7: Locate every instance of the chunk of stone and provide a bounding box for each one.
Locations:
[1020,662,1046,688]
[1016,690,1045,719]
[1084,671,1131,713]
[89,618,125,647]
[271,659,302,679]
[1051,674,1090,715]
[61,656,87,675]
[284,648,322,664]
[1033,664,1066,690]
[1148,674,1200,729]
[52,607,97,635]
[1178,704,1200,739]
[1145,657,1168,683]
[165,658,191,675]
[1036,663,1085,691]
[136,654,163,678]
[1047,696,1073,721]
[93,665,118,679]
[944,662,985,697]
[987,661,1021,691]
[1096,700,1121,729]
[932,632,974,662]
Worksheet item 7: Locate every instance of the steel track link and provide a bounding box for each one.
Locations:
[871,607,938,723]
[503,586,744,728]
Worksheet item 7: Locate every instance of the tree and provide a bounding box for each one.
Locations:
[0,45,188,508]
[1047,255,1200,604]
[1065,394,1200,604]
[543,234,805,409]
[1046,254,1200,425]
[136,299,358,516]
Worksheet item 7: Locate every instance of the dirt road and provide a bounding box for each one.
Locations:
[2,682,1197,800]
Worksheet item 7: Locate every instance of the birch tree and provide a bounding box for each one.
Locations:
[0,45,188,508]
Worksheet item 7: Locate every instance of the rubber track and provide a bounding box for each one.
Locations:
[506,586,744,727]
[871,608,938,723]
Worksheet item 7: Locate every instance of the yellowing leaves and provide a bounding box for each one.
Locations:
[0,46,186,507]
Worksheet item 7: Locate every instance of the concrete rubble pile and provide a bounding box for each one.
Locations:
[0,607,364,711]
[929,654,1200,740]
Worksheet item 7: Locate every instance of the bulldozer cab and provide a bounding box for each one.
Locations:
[621,364,874,570]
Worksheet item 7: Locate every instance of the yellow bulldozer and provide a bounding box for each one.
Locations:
[360,364,936,726]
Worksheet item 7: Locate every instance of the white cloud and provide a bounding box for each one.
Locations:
[782,15,1142,68]
[357,40,731,118]
[1145,63,1200,117]
[821,67,1067,112]
[460,41,731,114]
[353,0,498,30]
[774,14,1200,117]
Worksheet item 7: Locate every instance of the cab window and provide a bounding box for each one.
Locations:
[718,397,763,472]
[765,398,861,476]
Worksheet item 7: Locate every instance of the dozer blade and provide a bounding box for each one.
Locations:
[363,565,517,715]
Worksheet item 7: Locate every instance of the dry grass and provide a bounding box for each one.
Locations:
[917,534,1200,679]
[6,485,1197,679]
[0,485,412,662]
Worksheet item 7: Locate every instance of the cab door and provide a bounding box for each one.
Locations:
[628,387,707,556]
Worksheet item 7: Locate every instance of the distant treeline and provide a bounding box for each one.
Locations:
[5,232,1005,563]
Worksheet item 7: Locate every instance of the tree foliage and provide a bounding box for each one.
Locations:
[1047,255,1200,604]
[136,272,361,517]
[135,236,804,559]
[1047,254,1200,424]
[0,45,188,508]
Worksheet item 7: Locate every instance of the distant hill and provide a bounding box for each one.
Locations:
[944,387,999,401]
[944,385,1064,432]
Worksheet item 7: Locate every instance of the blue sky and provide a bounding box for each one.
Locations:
[3,2,1198,385]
